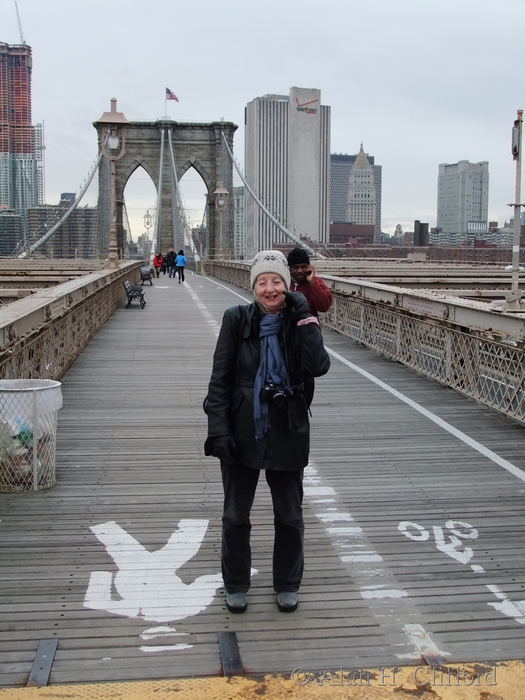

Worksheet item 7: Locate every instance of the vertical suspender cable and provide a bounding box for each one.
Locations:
[153,128,165,257]
[167,130,179,250]
[167,130,199,261]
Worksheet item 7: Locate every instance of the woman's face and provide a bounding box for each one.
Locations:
[254,273,286,313]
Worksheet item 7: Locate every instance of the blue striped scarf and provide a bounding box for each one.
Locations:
[254,313,290,441]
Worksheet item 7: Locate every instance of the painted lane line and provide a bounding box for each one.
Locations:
[342,554,383,563]
[326,346,525,483]
[487,584,507,600]
[305,462,448,661]
[361,589,409,600]
[141,644,193,653]
[326,526,363,536]
[304,485,336,497]
[305,463,382,576]
[185,284,222,338]
[196,276,253,304]
[317,513,354,522]
[141,626,187,640]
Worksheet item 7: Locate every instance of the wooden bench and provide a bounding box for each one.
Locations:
[123,280,146,308]
[140,266,154,285]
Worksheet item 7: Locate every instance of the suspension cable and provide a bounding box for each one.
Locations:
[166,130,198,261]
[220,129,317,258]
[17,149,103,257]
[152,128,165,257]
[122,197,132,255]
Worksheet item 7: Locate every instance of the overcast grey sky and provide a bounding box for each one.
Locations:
[2,0,524,239]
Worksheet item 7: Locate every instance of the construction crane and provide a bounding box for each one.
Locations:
[15,2,26,44]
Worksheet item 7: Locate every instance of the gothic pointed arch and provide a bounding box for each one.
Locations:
[94,119,237,257]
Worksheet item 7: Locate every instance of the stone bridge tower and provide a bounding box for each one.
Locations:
[94,117,237,258]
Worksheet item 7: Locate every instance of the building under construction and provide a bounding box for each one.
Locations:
[0,41,43,251]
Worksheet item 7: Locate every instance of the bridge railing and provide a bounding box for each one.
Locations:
[204,261,525,426]
[0,261,143,381]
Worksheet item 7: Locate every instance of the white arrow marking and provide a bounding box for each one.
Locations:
[84,519,223,623]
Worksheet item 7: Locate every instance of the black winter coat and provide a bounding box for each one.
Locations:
[204,301,330,471]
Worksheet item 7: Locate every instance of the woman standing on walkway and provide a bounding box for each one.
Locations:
[205,250,330,614]
[175,249,187,283]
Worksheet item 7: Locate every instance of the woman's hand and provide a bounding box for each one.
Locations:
[212,435,238,464]
[283,291,310,320]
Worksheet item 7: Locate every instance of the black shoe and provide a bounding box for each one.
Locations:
[226,592,247,613]
[277,592,298,612]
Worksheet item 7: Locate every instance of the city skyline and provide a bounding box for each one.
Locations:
[0,0,523,243]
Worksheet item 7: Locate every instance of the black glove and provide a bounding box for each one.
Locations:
[212,435,238,464]
[283,290,311,320]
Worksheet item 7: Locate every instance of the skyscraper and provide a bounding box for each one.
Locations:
[437,160,489,243]
[330,151,382,241]
[0,41,43,236]
[346,144,376,228]
[26,197,97,258]
[244,87,330,256]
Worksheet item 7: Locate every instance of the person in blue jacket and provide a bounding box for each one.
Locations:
[175,250,187,283]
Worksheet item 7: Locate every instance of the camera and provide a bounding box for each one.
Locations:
[261,384,288,408]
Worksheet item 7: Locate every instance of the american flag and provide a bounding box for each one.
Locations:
[166,87,179,102]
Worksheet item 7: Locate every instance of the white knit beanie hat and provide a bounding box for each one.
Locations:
[250,250,291,290]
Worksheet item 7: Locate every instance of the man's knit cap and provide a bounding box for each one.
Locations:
[287,247,310,267]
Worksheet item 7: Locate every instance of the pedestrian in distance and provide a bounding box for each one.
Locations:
[165,248,176,278]
[287,247,333,406]
[175,249,187,283]
[152,252,163,278]
[205,250,330,614]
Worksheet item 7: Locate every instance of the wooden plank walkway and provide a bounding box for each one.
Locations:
[1,270,525,687]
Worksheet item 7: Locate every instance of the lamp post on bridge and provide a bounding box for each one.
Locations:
[143,210,153,260]
[214,181,229,260]
[95,99,130,269]
[504,109,524,310]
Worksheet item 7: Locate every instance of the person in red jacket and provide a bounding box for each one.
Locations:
[286,247,333,318]
[152,252,163,278]
[287,247,333,407]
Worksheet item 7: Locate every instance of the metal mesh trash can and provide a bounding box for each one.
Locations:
[0,379,63,492]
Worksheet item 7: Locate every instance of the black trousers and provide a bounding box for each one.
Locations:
[221,462,304,594]
[177,266,185,282]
